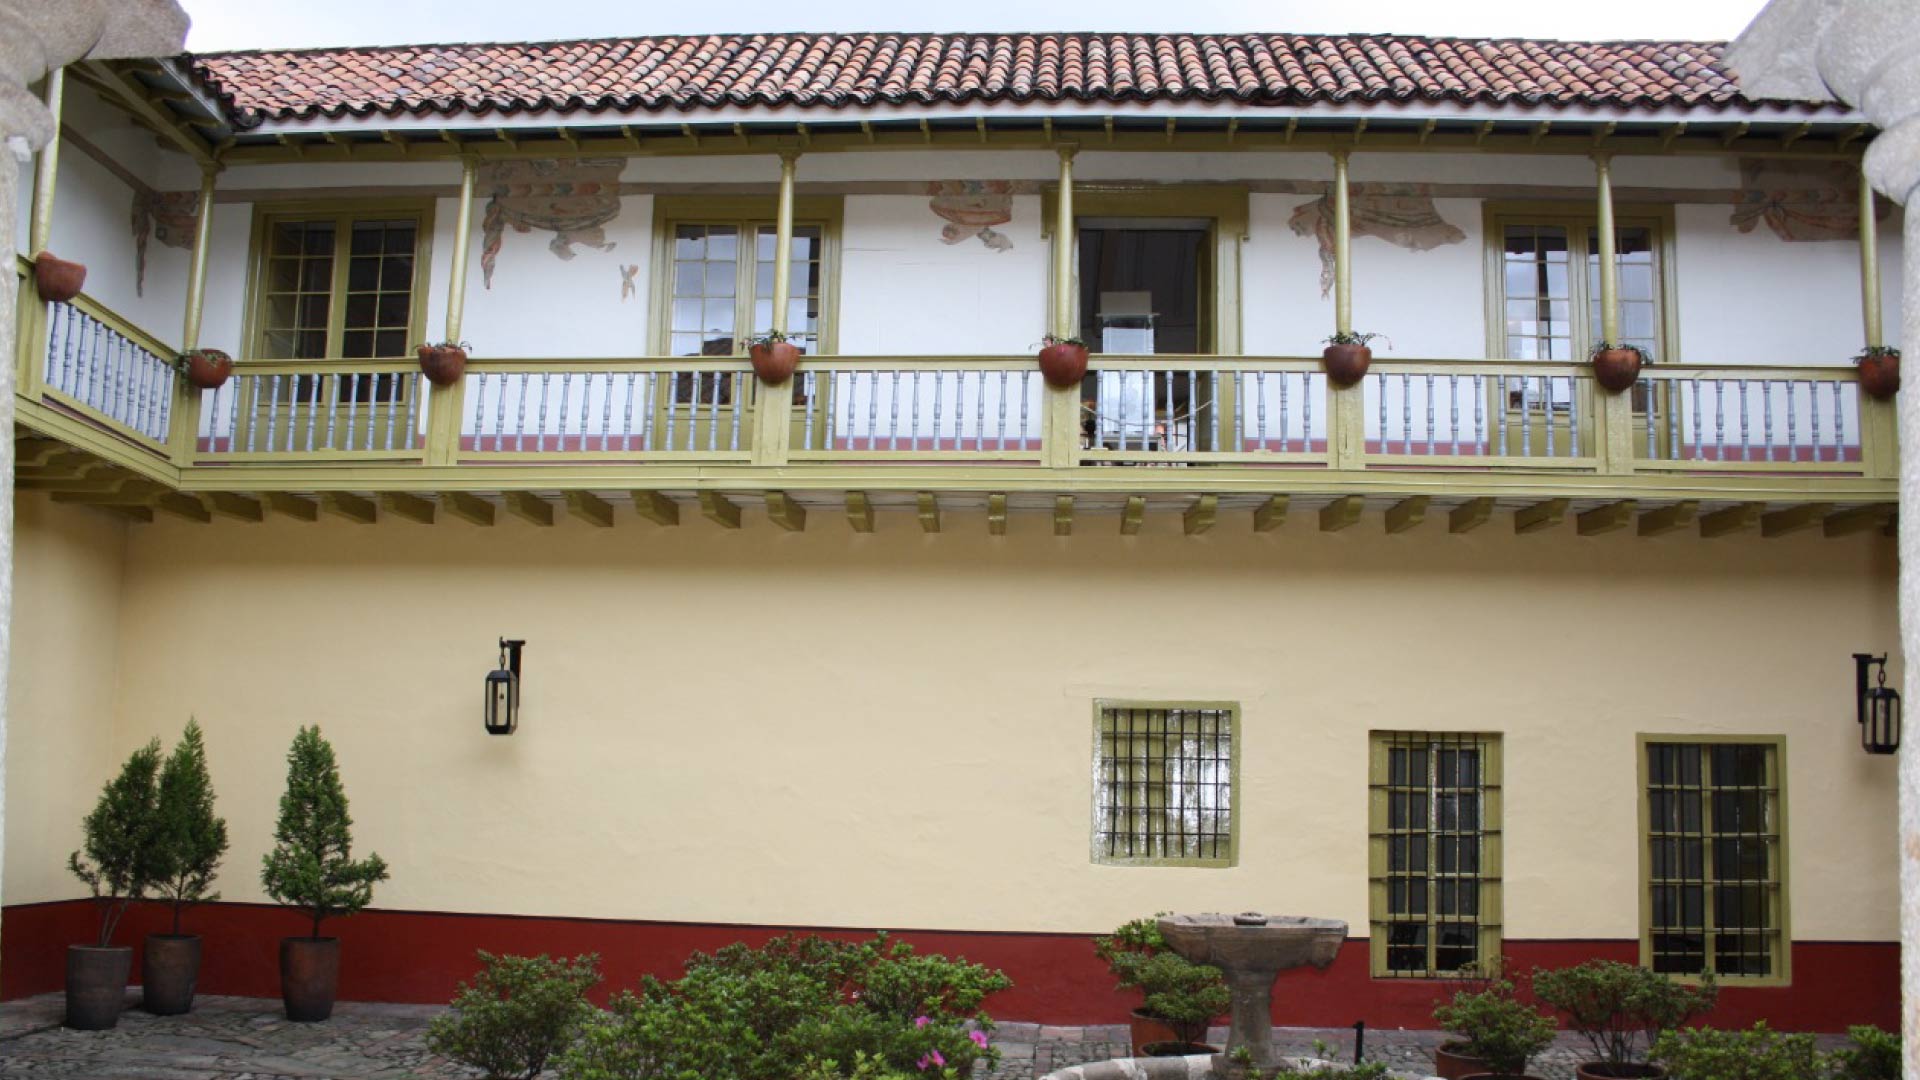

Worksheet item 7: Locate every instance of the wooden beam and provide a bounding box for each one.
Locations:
[1253,495,1289,532]
[505,491,556,527]
[1054,495,1074,536]
[205,491,266,523]
[1824,504,1894,538]
[1637,500,1698,537]
[49,479,168,505]
[15,440,69,469]
[917,492,940,533]
[698,491,740,529]
[846,492,874,533]
[441,491,496,526]
[1121,495,1146,535]
[1385,495,1430,534]
[987,493,1007,536]
[1319,495,1363,532]
[265,492,320,522]
[380,492,437,525]
[321,492,377,524]
[101,505,155,524]
[1183,494,1218,536]
[565,491,616,528]
[20,450,95,479]
[153,493,213,524]
[632,491,680,526]
[1700,502,1765,539]
[765,491,807,531]
[1760,502,1834,538]
[1576,500,1636,536]
[1514,498,1570,534]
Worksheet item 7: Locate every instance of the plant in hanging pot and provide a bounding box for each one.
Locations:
[416,341,471,387]
[143,720,229,1017]
[747,330,803,384]
[1854,345,1900,401]
[1094,915,1229,1057]
[1322,332,1383,388]
[173,349,234,391]
[1037,333,1090,388]
[1532,960,1717,1080]
[260,726,389,1022]
[33,251,87,303]
[65,740,162,1030]
[1434,978,1557,1080]
[1590,342,1648,393]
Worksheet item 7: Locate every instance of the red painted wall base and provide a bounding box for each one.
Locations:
[2,900,1896,1033]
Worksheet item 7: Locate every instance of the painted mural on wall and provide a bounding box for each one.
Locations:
[1730,159,1884,242]
[129,190,197,297]
[1289,184,1466,297]
[928,180,1017,251]
[480,158,626,288]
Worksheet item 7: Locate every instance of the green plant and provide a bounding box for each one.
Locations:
[1652,1023,1821,1080]
[1591,342,1649,361]
[426,952,601,1080]
[1531,960,1717,1067]
[1041,333,1087,348]
[259,726,390,939]
[1324,331,1385,348]
[68,740,162,946]
[420,340,472,352]
[1432,980,1556,1075]
[148,719,229,936]
[170,348,231,375]
[1855,345,1901,362]
[1828,1025,1899,1080]
[1133,951,1230,1046]
[748,330,792,347]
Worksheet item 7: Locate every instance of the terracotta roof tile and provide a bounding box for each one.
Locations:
[189,33,1833,128]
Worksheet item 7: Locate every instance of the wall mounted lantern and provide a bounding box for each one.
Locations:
[486,639,526,736]
[1853,652,1900,755]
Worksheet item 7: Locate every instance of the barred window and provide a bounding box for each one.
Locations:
[1091,702,1236,867]
[1642,740,1786,980]
[1368,732,1503,978]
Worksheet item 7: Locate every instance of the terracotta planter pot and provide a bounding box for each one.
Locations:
[1141,1041,1220,1058]
[142,934,202,1016]
[749,341,801,384]
[1037,342,1089,388]
[34,252,86,303]
[1322,343,1372,387]
[1575,1065,1668,1080]
[1434,1041,1492,1079]
[1592,347,1645,393]
[279,937,341,1022]
[1460,1074,1547,1080]
[417,344,468,388]
[65,945,132,1030]
[1858,352,1900,400]
[182,350,233,391]
[1126,1008,1179,1055]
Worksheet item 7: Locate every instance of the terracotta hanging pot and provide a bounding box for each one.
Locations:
[1037,340,1089,388]
[279,937,340,1022]
[34,252,86,303]
[1857,350,1900,400]
[1592,347,1644,393]
[1322,343,1372,388]
[749,341,801,384]
[417,344,468,388]
[181,349,233,390]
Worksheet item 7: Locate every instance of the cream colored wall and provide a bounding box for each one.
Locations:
[30,506,1890,943]
[3,498,128,906]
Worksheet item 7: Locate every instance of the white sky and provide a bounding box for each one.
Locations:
[181,0,1768,53]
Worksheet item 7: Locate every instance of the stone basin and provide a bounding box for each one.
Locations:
[1156,913,1348,1075]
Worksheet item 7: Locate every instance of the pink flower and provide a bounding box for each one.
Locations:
[969,1030,990,1049]
[914,1015,931,1028]
[917,1050,947,1070]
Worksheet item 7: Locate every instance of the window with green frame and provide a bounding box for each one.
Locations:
[1641,739,1787,980]
[1368,732,1503,978]
[1091,702,1237,867]
[1493,209,1667,363]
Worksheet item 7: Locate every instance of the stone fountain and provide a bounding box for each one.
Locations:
[1157,912,1347,1077]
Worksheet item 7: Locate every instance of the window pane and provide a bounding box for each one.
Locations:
[1094,705,1234,865]
[1370,733,1498,978]
[1644,741,1781,979]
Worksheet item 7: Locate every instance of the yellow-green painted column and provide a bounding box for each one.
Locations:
[427,157,478,465]
[1326,150,1365,470]
[752,151,799,466]
[1046,145,1078,469]
[1593,153,1633,475]
[165,165,218,463]
[26,69,62,259]
[1858,164,1898,477]
[1861,165,1883,349]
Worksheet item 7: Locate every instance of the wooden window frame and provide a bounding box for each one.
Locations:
[648,195,844,358]
[1089,699,1240,869]
[1367,731,1505,979]
[240,198,437,364]
[1637,734,1792,987]
[1480,201,1681,364]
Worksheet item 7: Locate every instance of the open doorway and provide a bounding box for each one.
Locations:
[1076,218,1216,453]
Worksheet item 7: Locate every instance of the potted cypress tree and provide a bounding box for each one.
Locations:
[144,720,229,1016]
[65,740,161,1030]
[260,726,390,1022]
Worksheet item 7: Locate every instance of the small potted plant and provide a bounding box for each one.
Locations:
[1037,333,1089,388]
[417,341,470,387]
[174,349,234,391]
[747,330,802,384]
[1434,979,1557,1080]
[1532,960,1716,1080]
[1652,1023,1822,1079]
[34,250,87,303]
[1590,342,1648,393]
[1322,332,1382,387]
[1855,345,1900,400]
[65,740,161,1030]
[260,726,390,1022]
[1132,951,1230,1056]
[1095,916,1176,1054]
[144,720,229,1016]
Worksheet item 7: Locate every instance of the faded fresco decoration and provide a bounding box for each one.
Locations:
[480,158,626,288]
[1289,184,1466,297]
[1730,159,1885,242]
[928,180,1017,251]
[130,189,197,297]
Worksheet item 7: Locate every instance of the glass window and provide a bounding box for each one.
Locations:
[666,221,825,359]
[1370,732,1503,978]
[1493,214,1666,361]
[1092,703,1236,867]
[253,208,425,404]
[1643,740,1785,979]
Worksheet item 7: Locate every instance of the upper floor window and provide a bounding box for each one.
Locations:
[1091,701,1236,867]
[655,198,838,360]
[1492,206,1669,363]
[1368,731,1503,978]
[253,205,431,362]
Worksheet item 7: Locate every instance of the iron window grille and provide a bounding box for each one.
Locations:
[1091,702,1237,867]
[1368,731,1504,978]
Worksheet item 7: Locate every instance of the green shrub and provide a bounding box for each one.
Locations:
[1828,1025,1899,1080]
[259,726,389,939]
[1531,960,1717,1067]
[1132,951,1231,1045]
[426,952,600,1080]
[1652,1023,1821,1080]
[1432,980,1557,1076]
[148,720,230,936]
[68,739,162,946]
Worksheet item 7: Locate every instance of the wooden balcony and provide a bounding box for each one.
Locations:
[12,272,1898,538]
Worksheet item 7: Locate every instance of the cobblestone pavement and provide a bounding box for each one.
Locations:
[0,994,1853,1080]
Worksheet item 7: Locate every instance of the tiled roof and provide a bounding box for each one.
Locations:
[190,33,1828,128]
